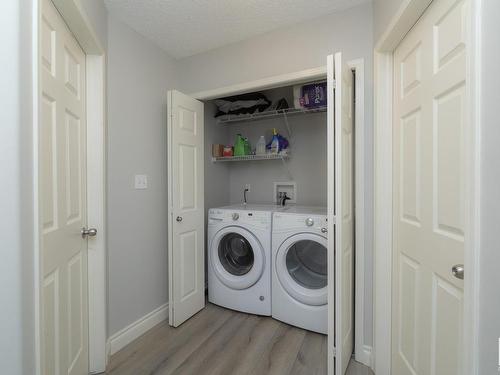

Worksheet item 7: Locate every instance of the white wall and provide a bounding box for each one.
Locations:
[479,1,500,373]
[107,15,178,336]
[0,1,36,373]
[178,3,374,347]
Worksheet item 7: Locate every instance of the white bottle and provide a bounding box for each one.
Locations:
[270,128,280,154]
[256,135,266,155]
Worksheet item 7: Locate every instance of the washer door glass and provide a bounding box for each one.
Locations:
[286,240,327,289]
[218,233,254,276]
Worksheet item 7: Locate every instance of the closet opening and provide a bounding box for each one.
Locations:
[167,58,365,374]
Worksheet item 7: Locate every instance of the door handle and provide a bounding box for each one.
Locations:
[176,216,183,222]
[451,264,464,280]
[81,227,97,238]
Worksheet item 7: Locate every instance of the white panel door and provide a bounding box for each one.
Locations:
[392,0,468,374]
[167,90,205,327]
[327,52,354,375]
[40,0,88,374]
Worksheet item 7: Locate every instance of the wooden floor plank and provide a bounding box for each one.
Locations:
[289,330,328,375]
[106,303,374,375]
[248,323,306,375]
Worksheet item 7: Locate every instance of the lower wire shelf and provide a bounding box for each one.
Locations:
[211,153,289,162]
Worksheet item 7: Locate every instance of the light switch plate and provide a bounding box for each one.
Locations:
[135,174,148,189]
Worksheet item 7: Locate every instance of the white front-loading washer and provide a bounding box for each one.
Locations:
[208,204,273,316]
[272,206,329,334]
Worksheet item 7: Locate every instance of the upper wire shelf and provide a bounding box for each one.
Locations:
[216,106,327,125]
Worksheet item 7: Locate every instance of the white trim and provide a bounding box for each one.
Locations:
[86,54,107,373]
[348,58,368,368]
[167,91,174,326]
[190,66,327,100]
[463,0,481,373]
[326,54,335,375]
[108,303,169,356]
[373,50,393,375]
[356,345,373,368]
[36,0,107,373]
[33,2,41,375]
[373,1,480,375]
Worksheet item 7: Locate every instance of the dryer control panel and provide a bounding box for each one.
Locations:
[273,213,328,234]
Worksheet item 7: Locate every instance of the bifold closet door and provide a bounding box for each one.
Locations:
[327,52,354,375]
[167,90,205,327]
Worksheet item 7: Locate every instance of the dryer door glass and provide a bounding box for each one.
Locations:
[286,240,327,289]
[218,233,254,276]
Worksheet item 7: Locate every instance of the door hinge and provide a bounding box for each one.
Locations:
[333,347,337,357]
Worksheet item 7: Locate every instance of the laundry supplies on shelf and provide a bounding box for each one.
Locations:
[267,129,288,153]
[256,136,266,155]
[293,81,327,109]
[223,146,233,157]
[234,134,251,156]
[270,129,280,154]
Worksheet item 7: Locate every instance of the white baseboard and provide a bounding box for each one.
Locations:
[108,303,168,356]
[356,345,373,369]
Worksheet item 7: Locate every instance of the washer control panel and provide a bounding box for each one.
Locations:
[208,208,271,227]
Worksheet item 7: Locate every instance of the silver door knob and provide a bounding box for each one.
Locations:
[81,227,97,238]
[305,218,314,226]
[176,216,183,222]
[451,264,464,280]
[321,228,328,233]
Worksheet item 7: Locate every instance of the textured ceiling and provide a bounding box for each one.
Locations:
[104,0,371,59]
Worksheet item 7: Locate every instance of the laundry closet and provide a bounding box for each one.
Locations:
[204,83,327,209]
[167,53,356,374]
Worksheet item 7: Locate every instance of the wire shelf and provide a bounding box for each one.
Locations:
[211,153,289,162]
[216,106,327,125]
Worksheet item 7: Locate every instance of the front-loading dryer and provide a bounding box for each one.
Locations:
[208,205,273,316]
[272,206,328,334]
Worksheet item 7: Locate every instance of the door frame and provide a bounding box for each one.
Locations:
[190,61,368,369]
[373,1,481,374]
[34,0,108,373]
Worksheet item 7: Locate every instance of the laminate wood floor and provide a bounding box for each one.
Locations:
[106,303,374,375]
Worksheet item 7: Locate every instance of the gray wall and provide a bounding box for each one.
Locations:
[107,15,177,336]
[179,3,374,346]
[0,1,36,373]
[225,112,327,206]
[204,102,231,211]
[479,1,500,372]
[373,0,405,42]
[78,0,108,50]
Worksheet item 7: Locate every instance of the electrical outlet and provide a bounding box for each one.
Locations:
[134,174,148,189]
[245,184,251,192]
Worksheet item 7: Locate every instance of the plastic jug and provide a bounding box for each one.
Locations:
[234,134,246,156]
[270,128,280,154]
[256,136,266,155]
